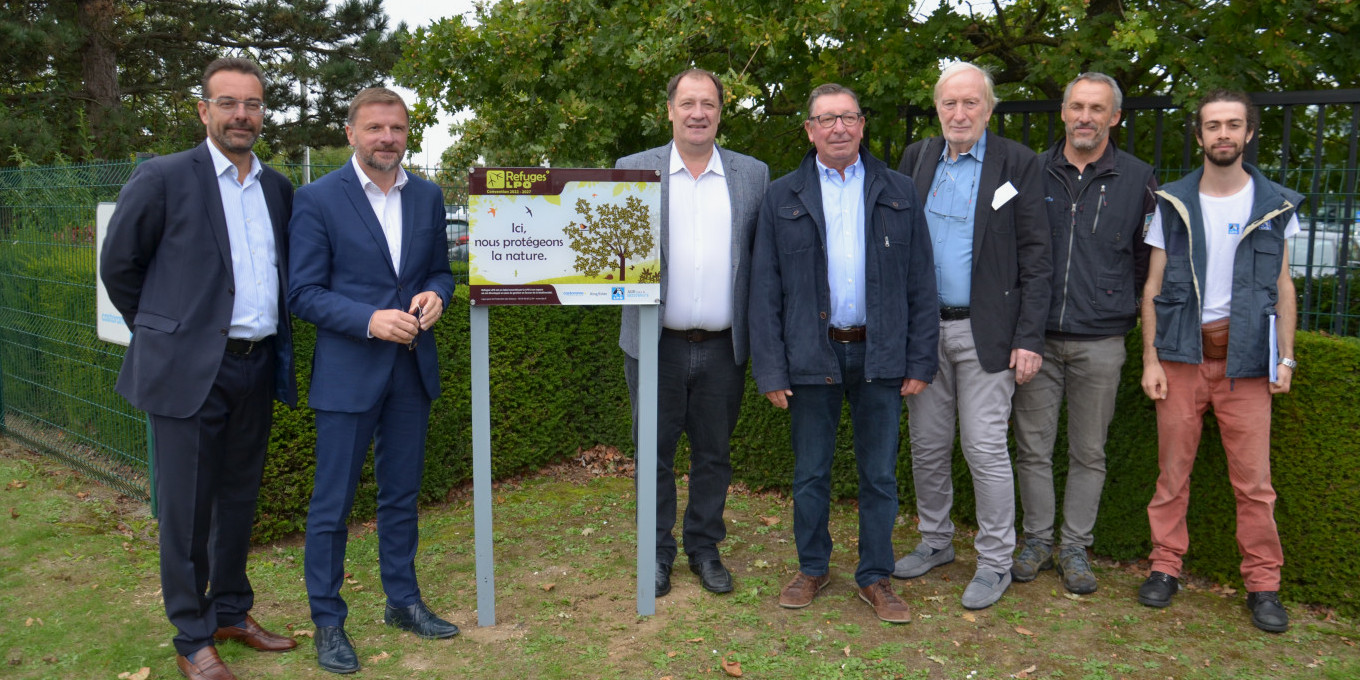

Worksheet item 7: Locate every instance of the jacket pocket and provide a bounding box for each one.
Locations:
[1252,236,1282,282]
[133,311,179,334]
[1152,286,1188,352]
[874,194,912,247]
[775,204,818,254]
[1093,272,1133,315]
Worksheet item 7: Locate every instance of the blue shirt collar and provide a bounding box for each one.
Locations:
[938,130,988,163]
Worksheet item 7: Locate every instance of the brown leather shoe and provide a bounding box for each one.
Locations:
[779,572,831,608]
[213,614,298,652]
[176,646,237,680]
[858,577,911,623]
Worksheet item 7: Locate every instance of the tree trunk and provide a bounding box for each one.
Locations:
[77,0,121,159]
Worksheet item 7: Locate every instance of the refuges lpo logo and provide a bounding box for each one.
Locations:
[486,169,548,191]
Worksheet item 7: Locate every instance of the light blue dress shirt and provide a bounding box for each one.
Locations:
[206,141,279,341]
[817,155,866,328]
[924,131,987,308]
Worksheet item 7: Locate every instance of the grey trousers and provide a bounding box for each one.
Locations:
[906,319,1017,572]
[1012,335,1125,548]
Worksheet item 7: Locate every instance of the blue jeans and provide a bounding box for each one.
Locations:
[788,341,903,587]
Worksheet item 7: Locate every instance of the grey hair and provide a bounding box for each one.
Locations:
[934,62,996,110]
[1063,72,1123,111]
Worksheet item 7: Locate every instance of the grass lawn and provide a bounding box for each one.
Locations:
[1,435,1356,679]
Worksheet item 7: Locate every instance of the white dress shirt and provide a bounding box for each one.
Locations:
[663,144,734,331]
[350,153,409,274]
[206,140,278,341]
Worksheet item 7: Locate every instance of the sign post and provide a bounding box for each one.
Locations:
[467,168,661,625]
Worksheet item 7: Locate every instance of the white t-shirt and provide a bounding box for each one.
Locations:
[1145,178,1300,322]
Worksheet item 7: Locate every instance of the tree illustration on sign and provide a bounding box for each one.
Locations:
[562,195,653,281]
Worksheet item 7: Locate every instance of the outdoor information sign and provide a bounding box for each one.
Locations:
[466,167,662,625]
[467,167,660,306]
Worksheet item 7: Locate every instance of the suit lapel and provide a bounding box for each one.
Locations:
[656,143,672,303]
[339,162,398,279]
[912,138,943,204]
[398,181,416,278]
[192,143,235,282]
[720,146,745,291]
[973,132,1003,264]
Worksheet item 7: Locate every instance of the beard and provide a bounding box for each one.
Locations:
[212,125,260,154]
[1067,126,1106,151]
[1205,143,1244,167]
[360,147,404,172]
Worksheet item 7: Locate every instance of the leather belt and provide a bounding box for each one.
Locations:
[662,327,731,343]
[828,326,866,343]
[940,306,971,321]
[225,337,271,355]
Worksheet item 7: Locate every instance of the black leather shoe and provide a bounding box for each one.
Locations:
[1137,571,1179,608]
[384,601,460,639]
[655,561,673,597]
[689,558,733,594]
[1246,591,1289,633]
[314,626,359,674]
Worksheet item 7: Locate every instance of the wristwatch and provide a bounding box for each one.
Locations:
[1279,357,1297,369]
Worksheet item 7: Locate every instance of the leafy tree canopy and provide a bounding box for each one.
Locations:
[2,0,405,165]
[397,0,1359,174]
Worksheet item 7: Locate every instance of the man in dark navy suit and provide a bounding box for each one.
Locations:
[101,57,299,680]
[288,87,457,674]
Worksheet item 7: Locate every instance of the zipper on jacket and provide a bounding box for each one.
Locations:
[1091,184,1106,234]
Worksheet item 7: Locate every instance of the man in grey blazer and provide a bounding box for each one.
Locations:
[617,68,769,597]
[893,62,1051,610]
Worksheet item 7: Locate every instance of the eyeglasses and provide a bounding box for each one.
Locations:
[809,112,865,129]
[203,97,267,116]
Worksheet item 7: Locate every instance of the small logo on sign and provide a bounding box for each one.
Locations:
[611,287,624,300]
[486,170,506,189]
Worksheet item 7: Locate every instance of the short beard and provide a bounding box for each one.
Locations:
[213,127,259,155]
[1067,129,1105,152]
[1205,145,1243,168]
[360,149,403,173]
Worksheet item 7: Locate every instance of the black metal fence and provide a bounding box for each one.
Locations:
[894,89,1360,336]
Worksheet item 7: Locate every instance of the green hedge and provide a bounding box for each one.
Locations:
[257,299,1358,615]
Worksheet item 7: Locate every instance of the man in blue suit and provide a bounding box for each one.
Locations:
[101,57,298,680]
[288,87,457,674]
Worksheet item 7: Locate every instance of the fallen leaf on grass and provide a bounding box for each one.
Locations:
[842,645,851,657]
[293,630,314,638]
[720,653,742,677]
[927,654,948,665]
[686,637,704,643]
[961,612,976,622]
[759,516,780,526]
[368,651,390,662]
[541,583,556,592]
[345,578,359,585]
[8,508,16,519]
[923,595,945,603]
[1014,663,1038,678]
[8,480,27,489]
[1014,626,1034,636]
[666,651,677,658]
[25,618,42,627]
[581,527,596,536]
[1203,659,1211,667]
[117,667,150,680]
[76,492,88,499]
[1063,593,1082,601]
[752,559,770,569]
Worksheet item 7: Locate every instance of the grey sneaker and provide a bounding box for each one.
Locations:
[892,543,955,579]
[961,568,1012,610]
[1010,538,1053,582]
[1055,545,1097,594]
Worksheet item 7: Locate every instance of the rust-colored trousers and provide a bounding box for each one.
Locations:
[1146,358,1283,592]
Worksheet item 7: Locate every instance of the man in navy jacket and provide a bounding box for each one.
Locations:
[749,83,938,623]
[288,87,457,674]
